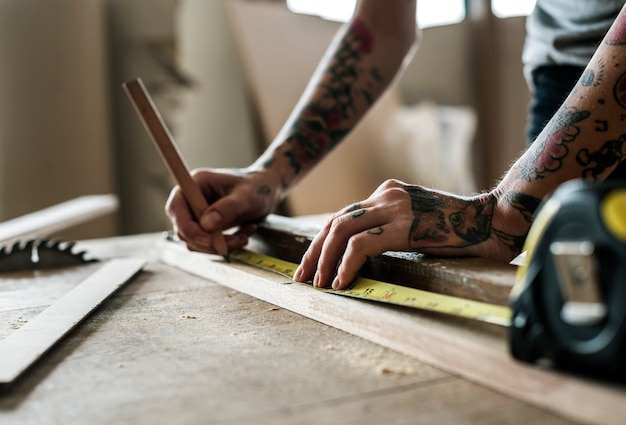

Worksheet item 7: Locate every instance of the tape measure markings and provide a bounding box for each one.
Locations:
[230,249,512,327]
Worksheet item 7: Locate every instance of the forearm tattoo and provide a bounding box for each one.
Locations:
[604,11,626,47]
[503,192,541,223]
[577,134,626,180]
[283,18,382,176]
[492,192,542,253]
[516,18,626,184]
[403,185,494,248]
[518,106,591,181]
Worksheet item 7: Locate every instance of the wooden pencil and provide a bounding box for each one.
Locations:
[123,77,229,260]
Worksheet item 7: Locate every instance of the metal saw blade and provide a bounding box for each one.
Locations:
[0,238,97,273]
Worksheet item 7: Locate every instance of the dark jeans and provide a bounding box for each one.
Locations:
[527,65,626,180]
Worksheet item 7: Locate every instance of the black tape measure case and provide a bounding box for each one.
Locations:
[510,179,626,381]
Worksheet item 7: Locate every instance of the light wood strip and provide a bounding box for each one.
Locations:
[0,258,145,391]
[0,195,118,245]
[160,241,626,425]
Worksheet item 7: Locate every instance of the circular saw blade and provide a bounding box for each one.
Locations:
[0,238,98,273]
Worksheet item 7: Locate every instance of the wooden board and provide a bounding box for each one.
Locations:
[252,214,516,305]
[160,239,626,425]
[0,258,145,391]
[0,195,118,245]
[0,246,573,425]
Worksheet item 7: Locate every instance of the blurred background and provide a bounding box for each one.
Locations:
[0,0,535,240]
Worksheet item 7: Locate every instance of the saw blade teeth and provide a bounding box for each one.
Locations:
[0,242,16,255]
[21,238,37,250]
[61,241,76,252]
[75,252,88,261]
[0,236,99,272]
[44,239,61,250]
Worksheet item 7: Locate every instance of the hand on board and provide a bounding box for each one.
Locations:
[293,179,517,289]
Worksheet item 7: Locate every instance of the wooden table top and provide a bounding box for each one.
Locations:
[0,232,621,425]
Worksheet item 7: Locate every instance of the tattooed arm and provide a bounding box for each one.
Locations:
[165,0,418,254]
[492,4,626,246]
[295,4,626,289]
[250,0,418,191]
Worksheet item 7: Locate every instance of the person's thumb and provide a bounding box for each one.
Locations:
[199,192,253,231]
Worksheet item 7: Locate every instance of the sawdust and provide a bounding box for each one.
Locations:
[376,365,417,376]
[8,316,28,330]
[320,343,418,377]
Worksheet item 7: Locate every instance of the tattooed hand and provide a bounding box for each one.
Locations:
[293,179,524,289]
[165,167,284,255]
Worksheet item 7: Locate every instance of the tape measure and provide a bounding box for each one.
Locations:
[230,249,512,327]
[510,179,626,381]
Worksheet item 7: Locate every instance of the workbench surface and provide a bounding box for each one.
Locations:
[0,233,618,424]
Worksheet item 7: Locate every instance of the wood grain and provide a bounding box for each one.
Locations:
[251,214,516,306]
[160,240,626,425]
[0,248,571,424]
[0,258,145,391]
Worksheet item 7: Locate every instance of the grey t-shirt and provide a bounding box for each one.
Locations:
[522,0,624,82]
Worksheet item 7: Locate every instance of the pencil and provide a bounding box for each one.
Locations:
[123,77,229,261]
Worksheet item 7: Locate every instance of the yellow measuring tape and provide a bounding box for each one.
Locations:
[230,249,512,327]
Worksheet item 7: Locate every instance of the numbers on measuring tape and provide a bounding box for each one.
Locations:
[230,249,512,327]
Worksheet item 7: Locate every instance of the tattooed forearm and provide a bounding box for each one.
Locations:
[283,122,349,175]
[491,228,526,254]
[604,13,626,46]
[577,133,626,180]
[614,71,626,108]
[403,185,494,248]
[517,106,591,181]
[581,58,604,88]
[283,18,382,176]
[488,191,540,254]
[502,192,541,223]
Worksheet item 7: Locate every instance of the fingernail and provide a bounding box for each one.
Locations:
[331,278,340,290]
[293,266,302,282]
[201,211,222,229]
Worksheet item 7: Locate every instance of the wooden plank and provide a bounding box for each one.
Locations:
[160,240,626,425]
[0,258,145,391]
[252,214,516,305]
[0,255,572,425]
[0,195,118,245]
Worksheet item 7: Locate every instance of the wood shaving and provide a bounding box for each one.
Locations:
[376,365,417,376]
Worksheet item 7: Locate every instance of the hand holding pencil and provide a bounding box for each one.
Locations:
[123,78,229,260]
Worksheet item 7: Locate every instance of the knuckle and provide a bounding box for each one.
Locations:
[328,214,350,234]
[345,234,368,255]
[380,178,403,190]
[189,169,204,179]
